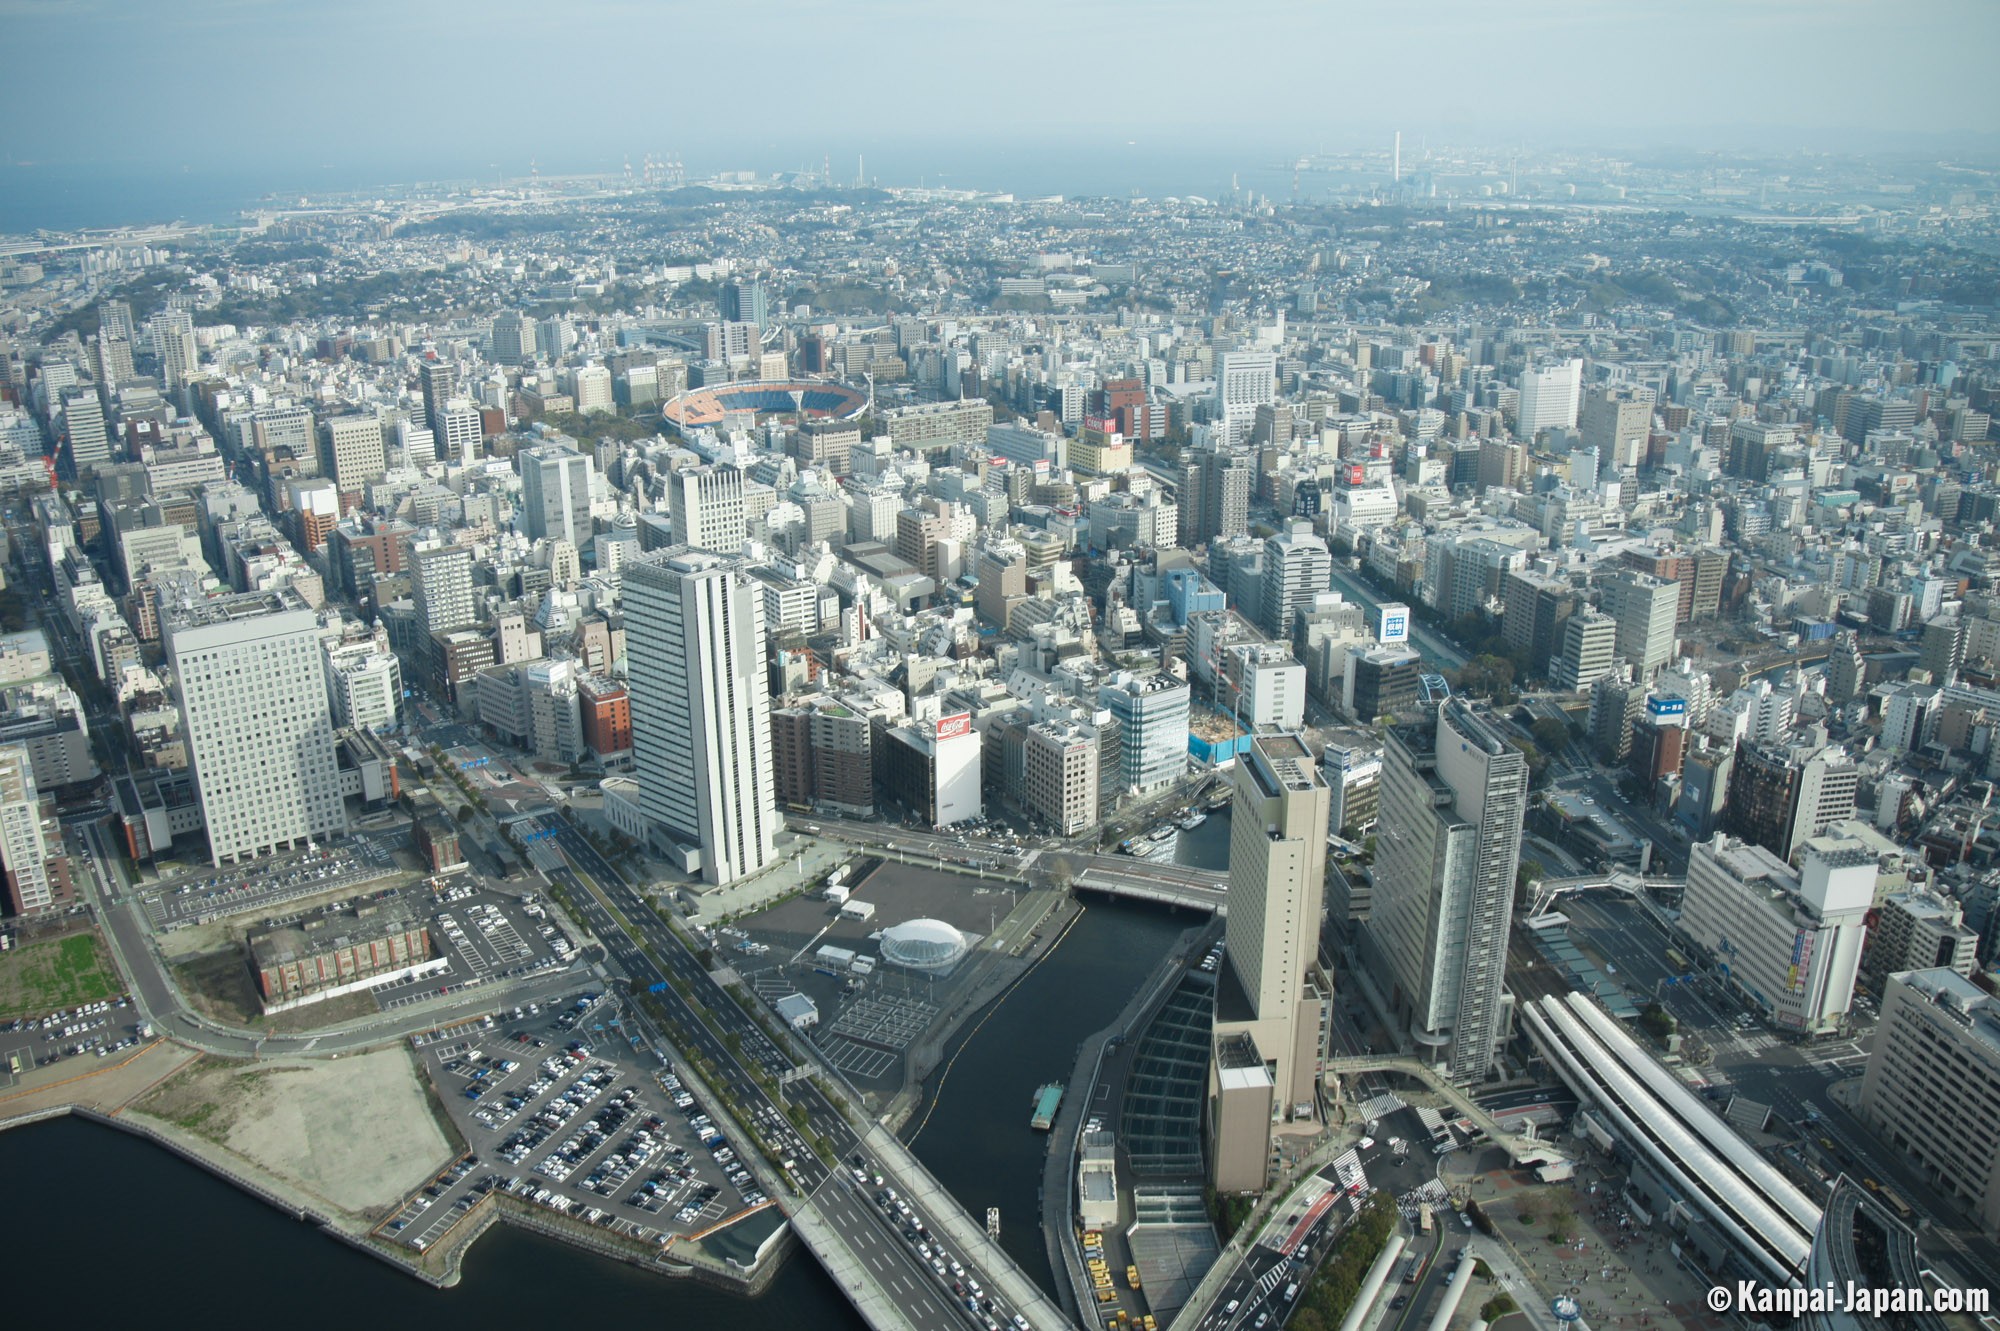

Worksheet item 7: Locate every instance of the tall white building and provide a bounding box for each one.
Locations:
[623,549,778,885]
[0,743,58,915]
[1367,701,1527,1085]
[669,463,747,554]
[1680,832,1873,1035]
[166,592,347,865]
[1099,672,1191,795]
[321,414,387,494]
[436,403,483,468]
[395,418,436,468]
[518,444,595,549]
[60,388,111,475]
[322,638,402,732]
[150,309,200,389]
[1214,350,1276,448]
[1516,357,1583,439]
[1261,521,1332,639]
[565,363,615,416]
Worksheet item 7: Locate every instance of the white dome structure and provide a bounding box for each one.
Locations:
[879,918,969,974]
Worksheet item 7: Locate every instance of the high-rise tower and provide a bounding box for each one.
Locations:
[1366,700,1526,1086]
[167,592,347,865]
[623,549,778,886]
[1209,732,1333,1190]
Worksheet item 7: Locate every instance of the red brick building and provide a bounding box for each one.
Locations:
[579,676,631,769]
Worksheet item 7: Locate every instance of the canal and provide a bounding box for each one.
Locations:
[902,885,1213,1294]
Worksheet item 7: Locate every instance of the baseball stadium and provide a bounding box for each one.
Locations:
[660,379,869,434]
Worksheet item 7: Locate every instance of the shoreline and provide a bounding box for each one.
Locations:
[0,1088,783,1299]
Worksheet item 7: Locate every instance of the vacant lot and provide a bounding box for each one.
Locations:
[0,931,122,1019]
[131,1047,457,1217]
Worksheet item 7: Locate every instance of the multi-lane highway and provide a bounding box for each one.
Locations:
[517,810,1069,1331]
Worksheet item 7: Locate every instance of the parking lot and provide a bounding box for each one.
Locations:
[0,993,145,1074]
[391,990,798,1256]
[371,880,577,1013]
[144,838,404,929]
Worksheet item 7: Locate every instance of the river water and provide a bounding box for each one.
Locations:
[1,870,1220,1322]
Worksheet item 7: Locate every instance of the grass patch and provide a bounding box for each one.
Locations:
[174,1101,223,1137]
[0,931,122,1019]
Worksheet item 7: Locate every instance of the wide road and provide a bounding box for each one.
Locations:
[521,812,1069,1331]
[1324,564,1468,671]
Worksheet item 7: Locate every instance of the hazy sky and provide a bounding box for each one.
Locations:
[6,0,1999,184]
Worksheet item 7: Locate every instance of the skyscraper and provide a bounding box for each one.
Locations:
[518,444,595,548]
[435,404,483,468]
[722,277,768,329]
[1515,357,1583,439]
[151,309,200,390]
[411,544,477,639]
[59,387,111,476]
[1366,700,1526,1085]
[490,310,538,366]
[0,743,62,916]
[166,591,347,865]
[1099,672,1191,795]
[1209,732,1333,1189]
[419,360,458,439]
[1723,741,1858,863]
[1579,389,1651,471]
[668,463,746,554]
[1179,447,1252,547]
[623,549,778,886]
[1260,521,1332,640]
[1602,569,1679,683]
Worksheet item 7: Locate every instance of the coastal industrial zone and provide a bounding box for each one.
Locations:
[1,139,2000,1331]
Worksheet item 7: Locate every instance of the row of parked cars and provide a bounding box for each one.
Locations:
[8,995,128,1034]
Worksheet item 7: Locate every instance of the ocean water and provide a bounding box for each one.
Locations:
[0,147,1315,234]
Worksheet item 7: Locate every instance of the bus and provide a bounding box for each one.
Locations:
[1666,947,1688,970]
[1419,1204,1433,1234]
[1878,1188,1915,1223]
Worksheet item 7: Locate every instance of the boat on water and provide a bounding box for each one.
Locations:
[1147,825,1175,842]
[1177,811,1207,831]
[1031,1082,1064,1131]
[1204,790,1233,812]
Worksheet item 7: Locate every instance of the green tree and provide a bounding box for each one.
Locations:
[1530,716,1572,754]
